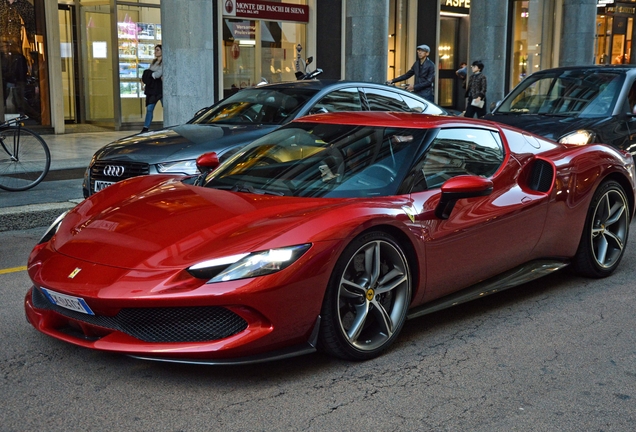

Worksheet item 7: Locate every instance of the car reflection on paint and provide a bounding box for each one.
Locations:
[83,80,452,197]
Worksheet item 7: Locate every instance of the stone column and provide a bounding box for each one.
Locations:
[560,0,597,66]
[160,0,217,126]
[468,0,508,109]
[344,0,388,82]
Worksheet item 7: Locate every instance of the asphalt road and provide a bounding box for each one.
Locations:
[1,226,635,431]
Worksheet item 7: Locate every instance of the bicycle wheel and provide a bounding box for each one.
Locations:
[0,126,51,191]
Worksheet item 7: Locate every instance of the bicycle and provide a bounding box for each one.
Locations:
[0,115,51,191]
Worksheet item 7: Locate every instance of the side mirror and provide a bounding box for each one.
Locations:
[196,152,220,176]
[193,107,209,118]
[306,56,313,66]
[435,175,493,219]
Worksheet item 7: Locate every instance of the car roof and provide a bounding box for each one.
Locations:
[528,65,636,76]
[257,79,380,91]
[293,111,501,129]
[255,79,433,100]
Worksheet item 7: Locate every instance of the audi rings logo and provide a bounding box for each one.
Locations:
[103,165,125,177]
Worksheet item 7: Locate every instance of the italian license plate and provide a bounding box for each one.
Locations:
[94,180,116,192]
[41,288,94,315]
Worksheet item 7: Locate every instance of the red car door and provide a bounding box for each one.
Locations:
[408,127,551,304]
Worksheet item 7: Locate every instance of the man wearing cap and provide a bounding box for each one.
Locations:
[387,44,435,102]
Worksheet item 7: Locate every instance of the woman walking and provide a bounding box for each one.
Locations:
[464,60,487,118]
[141,44,163,132]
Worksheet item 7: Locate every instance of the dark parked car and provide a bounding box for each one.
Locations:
[83,80,451,197]
[485,65,636,154]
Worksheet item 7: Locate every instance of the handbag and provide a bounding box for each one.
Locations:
[471,98,484,109]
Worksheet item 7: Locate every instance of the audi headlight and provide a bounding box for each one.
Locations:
[38,210,70,245]
[558,130,596,145]
[187,244,311,283]
[156,159,199,175]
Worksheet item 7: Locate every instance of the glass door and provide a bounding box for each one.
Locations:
[59,4,80,122]
[387,0,409,82]
[438,17,459,109]
[81,4,114,123]
[116,4,162,125]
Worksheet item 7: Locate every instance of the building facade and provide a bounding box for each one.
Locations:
[0,0,614,133]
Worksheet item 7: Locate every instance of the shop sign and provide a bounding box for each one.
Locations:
[443,0,470,7]
[224,0,309,23]
[441,0,470,14]
[226,20,256,39]
[604,4,636,15]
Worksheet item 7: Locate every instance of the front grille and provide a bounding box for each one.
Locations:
[90,160,150,190]
[32,288,248,343]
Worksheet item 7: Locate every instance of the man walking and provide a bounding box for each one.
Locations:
[388,44,435,102]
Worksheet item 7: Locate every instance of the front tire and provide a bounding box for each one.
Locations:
[572,180,630,278]
[319,231,411,360]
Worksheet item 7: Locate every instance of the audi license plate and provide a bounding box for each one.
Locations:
[40,288,94,315]
[94,180,116,193]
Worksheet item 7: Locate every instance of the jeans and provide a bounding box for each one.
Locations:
[416,89,434,103]
[464,98,487,118]
[144,98,163,128]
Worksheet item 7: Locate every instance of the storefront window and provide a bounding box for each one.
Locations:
[116,5,162,124]
[1,0,49,126]
[221,0,308,98]
[596,14,633,65]
[261,21,306,84]
[223,18,306,98]
[509,0,556,89]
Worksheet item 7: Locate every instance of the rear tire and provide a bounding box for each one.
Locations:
[572,180,630,278]
[319,231,411,360]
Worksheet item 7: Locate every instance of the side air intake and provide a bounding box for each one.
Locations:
[528,159,554,192]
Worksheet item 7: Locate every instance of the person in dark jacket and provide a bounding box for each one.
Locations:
[141,44,163,133]
[464,60,487,118]
[388,44,435,102]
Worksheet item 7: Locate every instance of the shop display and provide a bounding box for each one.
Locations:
[117,21,161,98]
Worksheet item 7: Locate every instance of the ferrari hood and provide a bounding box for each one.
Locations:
[484,114,610,142]
[94,124,279,164]
[52,177,351,270]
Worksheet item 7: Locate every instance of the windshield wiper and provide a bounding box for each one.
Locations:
[230,183,284,196]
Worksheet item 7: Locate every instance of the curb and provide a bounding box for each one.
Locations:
[0,201,82,232]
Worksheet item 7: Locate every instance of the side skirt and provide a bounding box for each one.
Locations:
[407,259,569,320]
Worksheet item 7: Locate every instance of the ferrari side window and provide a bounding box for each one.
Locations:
[415,128,504,190]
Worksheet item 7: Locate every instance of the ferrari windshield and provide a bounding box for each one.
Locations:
[202,123,427,198]
[190,88,318,125]
[495,69,624,117]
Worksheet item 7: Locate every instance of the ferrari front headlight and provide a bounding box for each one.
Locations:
[187,244,311,283]
[558,130,595,145]
[156,159,199,175]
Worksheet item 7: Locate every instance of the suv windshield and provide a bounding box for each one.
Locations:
[495,69,625,117]
[202,123,427,198]
[190,88,317,125]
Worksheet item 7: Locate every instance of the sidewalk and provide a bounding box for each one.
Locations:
[0,129,135,232]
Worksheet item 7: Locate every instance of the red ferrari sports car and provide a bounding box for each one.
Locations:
[25,112,636,364]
